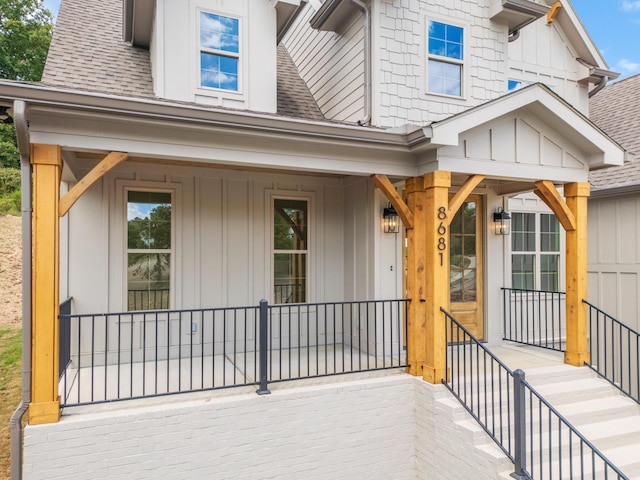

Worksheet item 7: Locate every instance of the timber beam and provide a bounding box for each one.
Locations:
[533,180,576,231]
[59,151,128,217]
[370,174,414,229]
[448,175,484,222]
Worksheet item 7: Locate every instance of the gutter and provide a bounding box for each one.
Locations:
[349,0,372,126]
[9,100,32,480]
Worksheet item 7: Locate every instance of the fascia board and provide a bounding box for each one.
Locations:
[555,1,610,71]
[428,84,625,169]
[0,81,406,148]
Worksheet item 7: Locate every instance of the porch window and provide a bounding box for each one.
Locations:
[511,213,560,291]
[273,198,308,304]
[127,191,172,310]
[199,12,240,91]
[427,20,464,97]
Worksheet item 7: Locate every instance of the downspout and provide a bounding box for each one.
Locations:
[588,75,608,98]
[349,0,371,126]
[9,100,31,480]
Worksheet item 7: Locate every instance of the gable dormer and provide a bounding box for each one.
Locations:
[124,0,306,113]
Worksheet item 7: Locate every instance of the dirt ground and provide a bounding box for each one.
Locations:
[0,214,21,479]
[0,215,21,327]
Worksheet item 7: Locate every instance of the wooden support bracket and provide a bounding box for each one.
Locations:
[448,174,484,222]
[547,1,562,24]
[59,152,128,217]
[533,180,576,231]
[370,174,414,229]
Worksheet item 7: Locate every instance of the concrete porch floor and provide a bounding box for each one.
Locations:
[59,342,570,412]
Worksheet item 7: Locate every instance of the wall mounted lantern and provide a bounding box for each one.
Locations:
[493,207,511,235]
[383,204,400,233]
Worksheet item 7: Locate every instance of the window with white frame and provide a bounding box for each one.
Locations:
[127,191,173,310]
[273,198,308,304]
[427,20,464,97]
[199,11,240,91]
[511,212,560,291]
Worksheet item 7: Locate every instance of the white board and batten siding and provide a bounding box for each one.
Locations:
[64,162,355,316]
[282,4,366,123]
[63,162,403,313]
[508,16,589,114]
[588,193,640,332]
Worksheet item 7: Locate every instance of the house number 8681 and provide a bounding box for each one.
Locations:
[437,206,447,266]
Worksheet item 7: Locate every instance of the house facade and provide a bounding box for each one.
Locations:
[0,0,632,478]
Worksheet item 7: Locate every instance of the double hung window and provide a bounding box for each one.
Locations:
[511,213,560,291]
[199,12,239,91]
[273,198,308,304]
[127,191,173,310]
[427,20,464,97]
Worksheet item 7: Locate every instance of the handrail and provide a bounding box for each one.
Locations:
[502,287,566,352]
[442,307,628,479]
[584,300,640,403]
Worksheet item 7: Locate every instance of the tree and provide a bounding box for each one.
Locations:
[0,0,53,170]
[0,0,53,81]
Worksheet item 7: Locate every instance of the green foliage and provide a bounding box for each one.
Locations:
[0,167,21,215]
[0,124,19,169]
[0,327,22,391]
[0,0,53,81]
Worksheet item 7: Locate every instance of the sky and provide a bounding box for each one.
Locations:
[41,0,640,79]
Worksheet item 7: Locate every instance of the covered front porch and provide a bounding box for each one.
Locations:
[16,82,626,426]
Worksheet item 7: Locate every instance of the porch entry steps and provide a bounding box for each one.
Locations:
[446,345,640,479]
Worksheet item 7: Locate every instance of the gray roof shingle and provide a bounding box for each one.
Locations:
[589,73,640,192]
[42,0,154,98]
[42,0,323,121]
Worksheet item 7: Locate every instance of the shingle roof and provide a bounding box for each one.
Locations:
[277,45,324,121]
[42,0,154,98]
[41,0,323,121]
[589,73,640,192]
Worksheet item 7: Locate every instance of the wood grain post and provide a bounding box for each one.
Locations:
[404,176,427,376]
[29,144,62,424]
[422,171,451,384]
[564,182,590,367]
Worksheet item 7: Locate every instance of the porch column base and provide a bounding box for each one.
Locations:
[28,398,61,425]
[564,351,590,367]
[422,366,449,385]
[406,363,423,377]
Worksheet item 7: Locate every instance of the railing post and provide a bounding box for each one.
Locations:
[256,299,270,395]
[512,369,527,480]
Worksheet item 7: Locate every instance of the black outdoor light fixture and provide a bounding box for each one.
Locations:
[0,106,13,124]
[493,207,511,235]
[383,203,400,233]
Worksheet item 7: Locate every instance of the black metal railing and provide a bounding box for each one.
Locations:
[585,300,640,403]
[58,298,408,406]
[59,298,73,379]
[442,308,627,480]
[502,288,566,352]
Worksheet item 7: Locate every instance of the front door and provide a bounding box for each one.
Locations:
[449,195,484,339]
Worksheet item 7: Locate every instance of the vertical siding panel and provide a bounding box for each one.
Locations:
[199,177,224,307]
[226,180,251,305]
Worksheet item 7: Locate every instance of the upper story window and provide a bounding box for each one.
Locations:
[199,12,240,92]
[427,20,464,97]
[508,80,527,92]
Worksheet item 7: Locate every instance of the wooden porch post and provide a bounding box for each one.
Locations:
[404,177,427,376]
[564,182,590,367]
[422,171,451,384]
[29,144,62,424]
